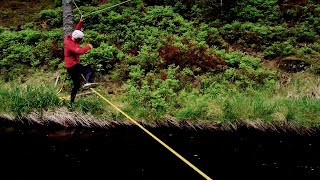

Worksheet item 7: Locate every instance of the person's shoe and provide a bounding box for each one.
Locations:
[83,82,93,88]
[83,83,99,89]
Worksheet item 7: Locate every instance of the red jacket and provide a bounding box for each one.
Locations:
[64,20,91,68]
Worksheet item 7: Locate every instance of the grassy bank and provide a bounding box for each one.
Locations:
[1,70,320,128]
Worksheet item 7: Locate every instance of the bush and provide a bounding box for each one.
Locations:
[0,26,6,33]
[311,42,320,53]
[32,40,54,67]
[0,43,35,66]
[216,50,260,69]
[293,23,318,43]
[231,0,282,24]
[220,22,289,49]
[20,29,42,45]
[198,24,226,47]
[82,43,124,72]
[38,8,62,27]
[212,49,277,89]
[264,41,295,59]
[158,37,226,74]
[0,29,63,74]
[125,65,180,117]
[128,45,160,71]
[42,28,63,41]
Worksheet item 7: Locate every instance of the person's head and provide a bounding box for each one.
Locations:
[72,30,84,43]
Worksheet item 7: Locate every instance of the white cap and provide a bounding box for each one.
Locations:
[72,30,84,39]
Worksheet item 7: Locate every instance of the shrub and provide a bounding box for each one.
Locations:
[264,41,295,59]
[220,22,290,49]
[293,23,318,43]
[125,65,180,117]
[42,28,63,41]
[0,43,35,66]
[38,8,62,27]
[128,45,160,72]
[158,38,226,74]
[0,26,6,33]
[220,21,242,44]
[311,42,320,53]
[20,29,42,45]
[0,30,24,47]
[211,49,277,89]
[32,40,54,67]
[231,0,282,24]
[82,43,124,72]
[198,24,226,47]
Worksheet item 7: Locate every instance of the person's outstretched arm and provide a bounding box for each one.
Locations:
[75,16,84,30]
[67,43,92,55]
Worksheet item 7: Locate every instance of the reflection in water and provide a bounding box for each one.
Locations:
[0,118,320,180]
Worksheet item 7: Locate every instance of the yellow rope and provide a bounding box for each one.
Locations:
[89,88,212,180]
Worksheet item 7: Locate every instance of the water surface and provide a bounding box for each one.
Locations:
[0,118,319,180]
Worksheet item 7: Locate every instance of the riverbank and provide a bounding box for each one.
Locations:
[1,70,320,131]
[0,110,318,135]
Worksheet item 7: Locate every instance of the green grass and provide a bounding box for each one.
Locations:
[0,85,60,116]
[0,84,107,117]
[1,70,320,128]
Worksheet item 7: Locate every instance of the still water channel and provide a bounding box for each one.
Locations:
[0,118,319,180]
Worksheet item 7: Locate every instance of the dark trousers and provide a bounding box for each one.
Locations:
[67,63,93,103]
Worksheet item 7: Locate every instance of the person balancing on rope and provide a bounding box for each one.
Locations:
[64,16,97,104]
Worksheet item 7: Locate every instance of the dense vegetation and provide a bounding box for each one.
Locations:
[1,0,320,126]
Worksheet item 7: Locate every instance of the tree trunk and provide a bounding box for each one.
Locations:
[62,0,74,38]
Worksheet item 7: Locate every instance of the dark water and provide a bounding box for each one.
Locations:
[0,118,320,180]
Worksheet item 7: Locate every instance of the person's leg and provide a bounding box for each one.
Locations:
[78,64,93,83]
[67,64,81,103]
[71,77,80,103]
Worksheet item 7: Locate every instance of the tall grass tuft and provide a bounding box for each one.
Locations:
[71,97,105,115]
[0,86,60,116]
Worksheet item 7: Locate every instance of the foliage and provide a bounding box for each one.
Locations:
[2,0,320,126]
[220,21,291,49]
[175,90,209,120]
[38,8,62,27]
[82,43,124,72]
[125,65,180,117]
[231,0,282,24]
[159,37,226,74]
[263,41,295,59]
[0,28,64,80]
